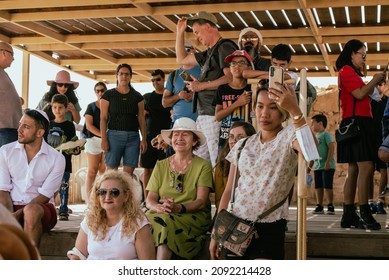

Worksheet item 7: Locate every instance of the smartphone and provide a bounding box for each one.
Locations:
[269,66,284,89]
[179,70,193,82]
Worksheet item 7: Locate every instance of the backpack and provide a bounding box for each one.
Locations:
[81,102,97,139]
[295,79,317,114]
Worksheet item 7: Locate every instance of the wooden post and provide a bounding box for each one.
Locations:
[297,69,308,260]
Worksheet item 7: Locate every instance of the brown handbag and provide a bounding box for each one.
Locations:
[212,138,288,257]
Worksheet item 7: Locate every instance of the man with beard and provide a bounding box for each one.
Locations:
[0,109,65,248]
[238,27,271,74]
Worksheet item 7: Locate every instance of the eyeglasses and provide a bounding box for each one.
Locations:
[230,61,249,67]
[228,134,246,142]
[56,83,70,88]
[96,188,121,198]
[170,173,184,193]
[241,37,259,42]
[95,89,105,93]
[151,78,162,82]
[356,51,367,59]
[1,49,14,57]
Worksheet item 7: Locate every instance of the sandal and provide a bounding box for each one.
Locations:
[59,213,69,221]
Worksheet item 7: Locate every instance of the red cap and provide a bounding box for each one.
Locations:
[224,50,254,69]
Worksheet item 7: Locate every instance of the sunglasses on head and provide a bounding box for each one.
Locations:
[57,83,70,88]
[96,188,121,198]
[151,77,162,82]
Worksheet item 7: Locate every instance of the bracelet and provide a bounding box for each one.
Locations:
[179,204,186,214]
[292,113,304,123]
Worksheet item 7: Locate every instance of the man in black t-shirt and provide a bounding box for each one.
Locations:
[175,11,238,167]
[141,70,172,197]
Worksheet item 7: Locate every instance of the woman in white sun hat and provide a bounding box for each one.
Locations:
[37,70,81,124]
[145,117,213,260]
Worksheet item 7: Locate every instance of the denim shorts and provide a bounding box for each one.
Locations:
[104,129,140,168]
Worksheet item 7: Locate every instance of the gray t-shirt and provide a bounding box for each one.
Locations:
[0,68,22,129]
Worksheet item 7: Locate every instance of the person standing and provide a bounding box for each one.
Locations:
[141,70,172,198]
[0,109,65,247]
[336,39,385,230]
[37,70,81,124]
[100,63,147,177]
[83,82,107,203]
[175,11,238,167]
[0,42,23,147]
[238,27,271,72]
[214,50,253,149]
[310,114,336,215]
[162,40,201,123]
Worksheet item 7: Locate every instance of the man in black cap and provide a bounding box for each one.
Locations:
[175,11,238,167]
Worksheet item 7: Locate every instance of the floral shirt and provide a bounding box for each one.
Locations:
[226,125,297,222]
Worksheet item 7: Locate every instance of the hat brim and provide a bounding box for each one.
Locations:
[46,80,79,89]
[161,128,206,147]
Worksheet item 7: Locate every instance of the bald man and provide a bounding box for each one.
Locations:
[0,42,22,147]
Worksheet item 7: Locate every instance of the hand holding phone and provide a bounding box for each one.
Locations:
[179,70,193,82]
[268,66,284,99]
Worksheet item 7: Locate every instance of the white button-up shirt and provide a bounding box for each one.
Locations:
[0,140,65,205]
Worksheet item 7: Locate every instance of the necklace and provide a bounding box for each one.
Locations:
[106,221,120,242]
[169,154,193,174]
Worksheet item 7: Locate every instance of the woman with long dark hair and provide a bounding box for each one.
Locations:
[336,39,385,230]
[100,64,146,177]
[37,70,81,124]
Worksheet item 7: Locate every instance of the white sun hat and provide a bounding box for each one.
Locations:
[161,117,206,146]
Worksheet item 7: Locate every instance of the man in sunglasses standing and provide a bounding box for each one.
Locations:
[0,42,23,147]
[0,109,65,249]
[141,70,172,199]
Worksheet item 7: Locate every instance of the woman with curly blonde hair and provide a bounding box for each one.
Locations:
[67,170,155,260]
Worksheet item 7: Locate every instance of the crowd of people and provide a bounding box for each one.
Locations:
[0,10,388,261]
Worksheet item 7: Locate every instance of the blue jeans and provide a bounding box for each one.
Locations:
[0,128,18,148]
[59,172,70,215]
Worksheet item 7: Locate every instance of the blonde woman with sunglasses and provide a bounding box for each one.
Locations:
[67,170,154,260]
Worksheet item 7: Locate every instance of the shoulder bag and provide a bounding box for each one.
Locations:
[212,138,288,257]
[335,75,360,143]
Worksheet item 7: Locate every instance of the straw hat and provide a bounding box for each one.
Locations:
[161,117,206,146]
[46,70,79,89]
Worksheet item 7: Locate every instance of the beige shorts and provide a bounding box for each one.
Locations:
[84,136,103,155]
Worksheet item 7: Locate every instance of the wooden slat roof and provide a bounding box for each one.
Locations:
[1,0,388,83]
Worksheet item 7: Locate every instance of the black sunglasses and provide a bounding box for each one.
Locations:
[176,174,184,193]
[57,83,70,88]
[95,89,105,93]
[96,188,121,198]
